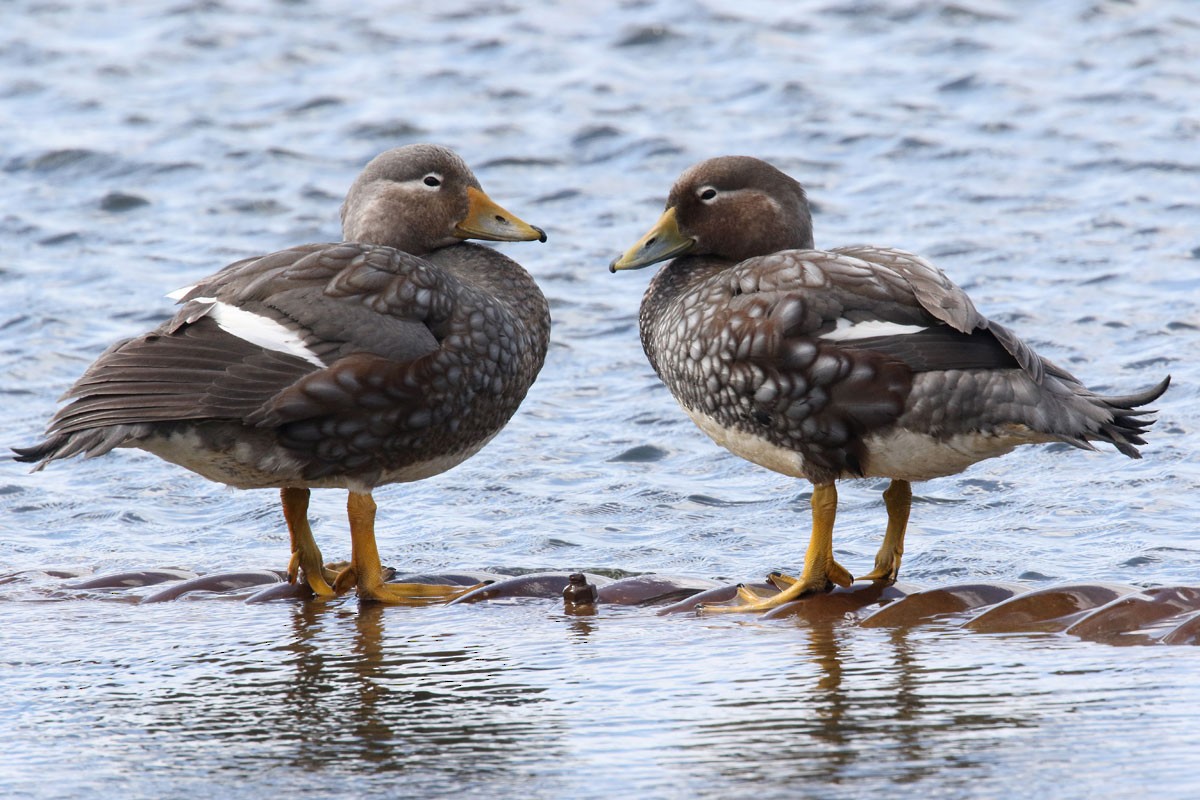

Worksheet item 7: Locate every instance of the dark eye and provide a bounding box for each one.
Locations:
[699,188,717,201]
[423,175,441,187]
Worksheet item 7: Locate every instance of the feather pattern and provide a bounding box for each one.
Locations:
[15,146,550,493]
[612,154,1168,601]
[621,157,1168,485]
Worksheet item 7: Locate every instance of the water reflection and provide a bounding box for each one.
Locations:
[677,610,1050,790]
[112,601,564,787]
[2,0,1198,795]
[2,593,1198,796]
[274,602,563,780]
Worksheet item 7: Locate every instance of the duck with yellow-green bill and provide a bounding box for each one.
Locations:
[611,155,1169,613]
[16,144,550,605]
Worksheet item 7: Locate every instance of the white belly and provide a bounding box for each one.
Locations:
[684,408,809,478]
[137,428,492,493]
[683,408,1041,482]
[859,428,1035,481]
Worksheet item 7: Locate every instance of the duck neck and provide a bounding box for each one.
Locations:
[643,256,730,305]
[427,243,549,334]
[638,256,732,373]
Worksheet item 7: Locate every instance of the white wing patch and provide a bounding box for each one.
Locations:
[819,318,929,342]
[195,297,324,368]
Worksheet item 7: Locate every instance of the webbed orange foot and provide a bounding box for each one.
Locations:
[344,491,488,605]
[857,551,901,584]
[700,560,853,614]
[698,482,853,613]
[332,562,358,595]
[286,549,338,597]
[354,578,487,606]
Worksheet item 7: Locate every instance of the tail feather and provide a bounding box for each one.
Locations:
[12,439,60,472]
[1089,375,1170,459]
[13,425,142,471]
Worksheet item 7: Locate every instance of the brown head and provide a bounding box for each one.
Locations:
[610,155,814,271]
[340,144,546,255]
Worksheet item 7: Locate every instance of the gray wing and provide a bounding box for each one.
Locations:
[828,245,1044,381]
[727,247,1024,378]
[18,243,465,468]
[738,246,1165,459]
[174,242,448,365]
[653,246,1163,483]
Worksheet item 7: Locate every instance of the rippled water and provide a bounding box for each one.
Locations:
[2,1,1199,797]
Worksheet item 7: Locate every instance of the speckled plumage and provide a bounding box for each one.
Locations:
[638,243,1163,484]
[612,155,1169,608]
[20,154,549,491]
[16,144,549,603]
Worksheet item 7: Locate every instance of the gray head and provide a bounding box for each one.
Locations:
[340,144,546,255]
[611,155,814,271]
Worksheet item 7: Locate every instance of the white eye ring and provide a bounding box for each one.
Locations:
[698,186,718,202]
[422,173,442,188]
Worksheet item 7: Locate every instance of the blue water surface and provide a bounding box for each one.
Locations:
[1,1,1198,798]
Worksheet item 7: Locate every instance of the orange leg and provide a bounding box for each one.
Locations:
[857,479,910,584]
[703,482,853,613]
[281,487,336,597]
[335,491,478,605]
